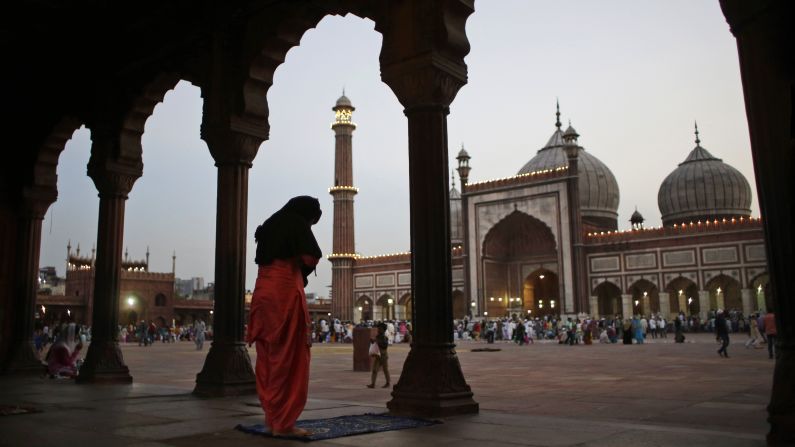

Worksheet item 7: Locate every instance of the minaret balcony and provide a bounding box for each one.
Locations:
[328,186,359,194]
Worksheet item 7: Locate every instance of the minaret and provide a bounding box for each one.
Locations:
[329,92,357,320]
[145,246,150,271]
[456,143,471,188]
[67,240,72,272]
[172,250,176,275]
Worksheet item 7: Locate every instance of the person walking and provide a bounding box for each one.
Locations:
[764,308,777,359]
[716,309,730,358]
[194,318,206,351]
[367,323,391,388]
[745,313,763,348]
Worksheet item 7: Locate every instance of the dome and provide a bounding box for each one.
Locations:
[658,128,752,226]
[518,120,620,230]
[333,94,354,110]
[450,185,463,242]
[630,208,644,224]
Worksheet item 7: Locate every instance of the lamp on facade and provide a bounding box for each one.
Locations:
[127,296,135,307]
[634,300,640,306]
[67,309,71,317]
[539,274,545,279]
[41,305,46,314]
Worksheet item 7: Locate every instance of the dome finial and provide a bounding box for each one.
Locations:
[694,121,701,146]
[555,98,561,129]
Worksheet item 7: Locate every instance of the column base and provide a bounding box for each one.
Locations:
[193,341,256,397]
[387,343,478,418]
[76,340,132,384]
[767,343,795,445]
[3,341,44,374]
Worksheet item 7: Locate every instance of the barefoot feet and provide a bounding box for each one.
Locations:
[273,426,311,437]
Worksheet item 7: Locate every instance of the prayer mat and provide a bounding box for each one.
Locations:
[0,405,41,416]
[471,347,501,352]
[235,413,440,441]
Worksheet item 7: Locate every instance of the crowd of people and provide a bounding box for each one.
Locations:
[309,318,412,345]
[31,307,778,382]
[450,307,778,359]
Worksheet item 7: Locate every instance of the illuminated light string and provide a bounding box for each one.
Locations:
[328,186,359,193]
[586,216,761,237]
[466,166,568,188]
[329,248,463,260]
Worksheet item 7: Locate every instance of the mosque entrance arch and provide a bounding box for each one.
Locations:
[593,281,622,318]
[628,279,659,317]
[376,294,394,321]
[452,290,466,319]
[705,274,742,312]
[665,277,699,316]
[523,269,559,317]
[398,293,412,321]
[127,311,138,327]
[482,210,558,318]
[355,295,373,322]
[749,273,770,311]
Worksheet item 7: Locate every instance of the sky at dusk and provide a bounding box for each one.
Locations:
[39,1,757,298]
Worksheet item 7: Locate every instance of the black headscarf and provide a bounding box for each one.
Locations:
[254,196,323,270]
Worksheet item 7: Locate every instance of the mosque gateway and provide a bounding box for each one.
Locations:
[330,99,768,322]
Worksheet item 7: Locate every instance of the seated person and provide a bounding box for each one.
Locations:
[607,326,618,343]
[47,323,83,378]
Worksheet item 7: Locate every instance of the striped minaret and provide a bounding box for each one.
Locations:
[329,92,357,321]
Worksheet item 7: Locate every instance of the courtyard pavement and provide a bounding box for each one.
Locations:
[0,333,774,446]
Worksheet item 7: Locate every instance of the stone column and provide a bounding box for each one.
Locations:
[78,162,140,384]
[721,2,795,441]
[589,296,599,318]
[384,102,477,416]
[4,187,55,373]
[658,293,671,319]
[741,288,754,317]
[642,295,651,317]
[621,294,633,320]
[698,291,710,322]
[194,158,257,397]
[379,0,476,418]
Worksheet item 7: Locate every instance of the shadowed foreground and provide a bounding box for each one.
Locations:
[0,333,772,446]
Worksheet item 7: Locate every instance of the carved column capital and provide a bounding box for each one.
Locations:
[87,160,142,199]
[200,120,265,167]
[382,59,468,110]
[378,0,473,109]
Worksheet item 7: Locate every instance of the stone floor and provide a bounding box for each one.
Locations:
[0,333,774,446]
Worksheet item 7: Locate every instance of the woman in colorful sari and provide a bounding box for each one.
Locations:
[47,322,82,378]
[247,196,322,437]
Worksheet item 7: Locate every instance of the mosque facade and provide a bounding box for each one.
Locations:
[329,96,769,322]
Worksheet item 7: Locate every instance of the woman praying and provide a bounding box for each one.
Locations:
[247,196,322,437]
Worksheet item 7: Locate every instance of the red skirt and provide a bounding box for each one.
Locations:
[247,260,311,432]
